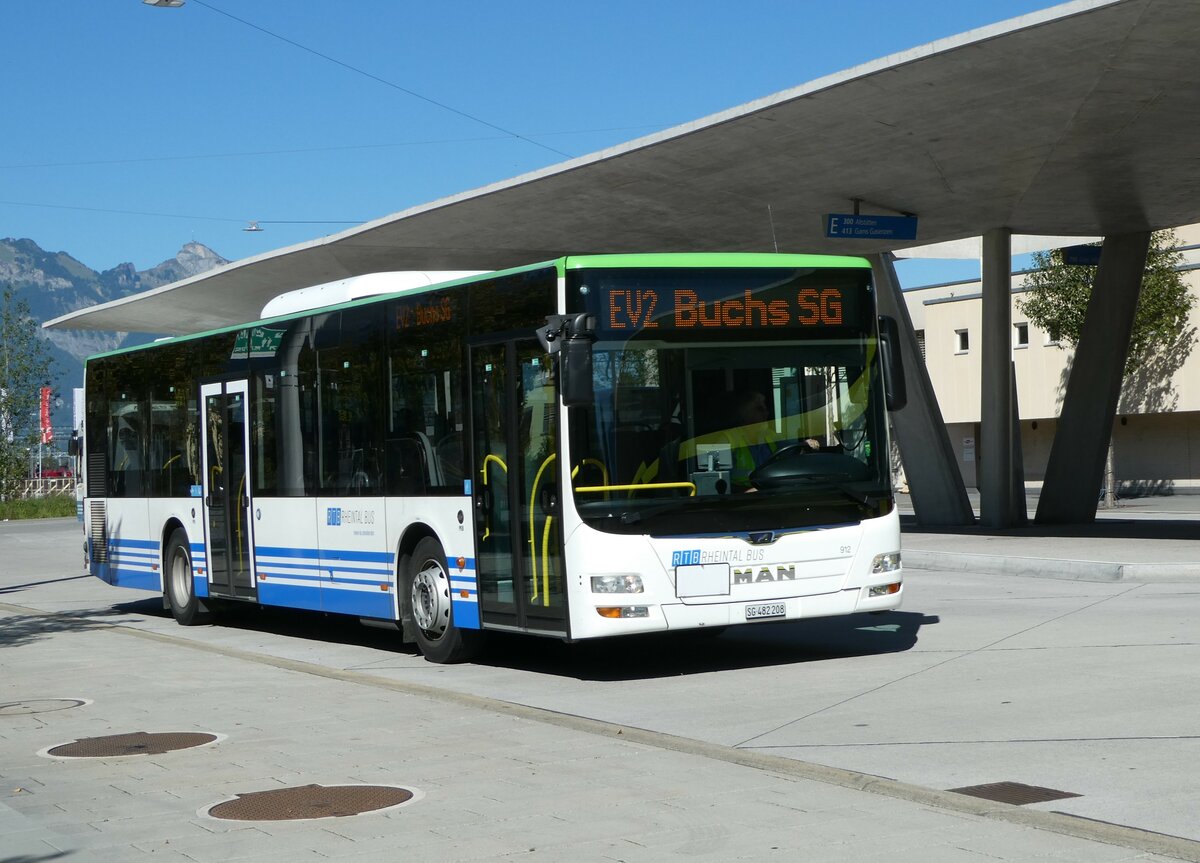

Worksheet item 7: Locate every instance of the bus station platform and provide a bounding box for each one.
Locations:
[3,511,1199,862]
[900,492,1200,582]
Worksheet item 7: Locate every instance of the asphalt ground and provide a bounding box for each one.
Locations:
[2,511,1199,862]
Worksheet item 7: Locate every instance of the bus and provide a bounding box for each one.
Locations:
[81,253,907,663]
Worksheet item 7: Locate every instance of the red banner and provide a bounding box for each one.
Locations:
[40,386,53,444]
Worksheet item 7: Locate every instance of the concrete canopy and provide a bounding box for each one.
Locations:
[46,0,1200,335]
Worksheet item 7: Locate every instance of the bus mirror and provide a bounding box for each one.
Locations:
[539,313,596,407]
[560,333,595,407]
[878,315,907,412]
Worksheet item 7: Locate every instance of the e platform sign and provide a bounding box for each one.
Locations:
[826,213,918,242]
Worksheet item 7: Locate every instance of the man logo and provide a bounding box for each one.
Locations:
[733,565,796,584]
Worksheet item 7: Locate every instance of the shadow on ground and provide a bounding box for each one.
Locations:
[901,514,1200,542]
[112,596,936,681]
[0,605,137,650]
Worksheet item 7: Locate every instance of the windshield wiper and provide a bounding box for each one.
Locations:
[758,474,876,507]
[618,499,698,524]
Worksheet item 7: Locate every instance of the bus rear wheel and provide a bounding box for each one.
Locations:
[405,536,479,664]
[165,528,211,626]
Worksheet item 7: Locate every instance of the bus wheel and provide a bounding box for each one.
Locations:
[406,536,479,663]
[165,528,211,626]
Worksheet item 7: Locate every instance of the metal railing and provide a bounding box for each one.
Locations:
[17,478,77,498]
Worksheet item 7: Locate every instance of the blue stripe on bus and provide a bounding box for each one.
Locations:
[320,586,395,618]
[255,559,324,573]
[255,571,324,583]
[111,550,158,561]
[327,567,392,579]
[194,574,208,598]
[109,567,161,592]
[256,561,389,583]
[110,538,159,550]
[255,545,394,564]
[256,579,392,618]
[257,580,324,612]
[452,598,480,629]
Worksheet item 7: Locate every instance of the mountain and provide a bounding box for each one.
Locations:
[0,238,229,430]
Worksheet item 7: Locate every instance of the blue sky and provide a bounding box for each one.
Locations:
[3,0,1054,287]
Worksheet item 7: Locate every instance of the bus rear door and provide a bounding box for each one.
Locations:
[200,380,257,599]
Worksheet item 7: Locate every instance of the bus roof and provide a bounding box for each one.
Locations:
[87,252,872,361]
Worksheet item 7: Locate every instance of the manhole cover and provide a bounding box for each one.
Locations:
[207,784,415,821]
[0,699,88,716]
[46,731,218,758]
[948,781,1082,805]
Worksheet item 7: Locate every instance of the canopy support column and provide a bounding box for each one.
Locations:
[1036,232,1150,524]
[871,253,974,526]
[980,228,1024,527]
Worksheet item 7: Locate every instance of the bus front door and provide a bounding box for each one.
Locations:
[200,380,256,599]
[471,340,567,635]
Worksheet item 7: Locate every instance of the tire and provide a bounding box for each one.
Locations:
[404,536,480,663]
[164,528,211,626]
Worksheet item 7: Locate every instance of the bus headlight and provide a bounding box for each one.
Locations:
[590,574,644,594]
[871,551,901,574]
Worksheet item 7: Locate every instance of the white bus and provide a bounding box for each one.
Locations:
[81,253,907,662]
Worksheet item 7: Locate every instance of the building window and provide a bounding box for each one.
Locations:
[1014,322,1029,349]
[1045,325,1061,346]
[955,329,969,354]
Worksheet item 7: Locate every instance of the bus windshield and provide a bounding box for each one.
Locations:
[565,266,892,535]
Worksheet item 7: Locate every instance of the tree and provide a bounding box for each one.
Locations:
[1017,230,1195,505]
[1018,229,1193,374]
[0,285,56,498]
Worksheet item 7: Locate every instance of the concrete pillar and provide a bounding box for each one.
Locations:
[979,228,1022,527]
[1037,232,1151,524]
[871,253,974,526]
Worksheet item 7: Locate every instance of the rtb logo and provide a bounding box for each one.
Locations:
[671,549,702,567]
[326,507,342,526]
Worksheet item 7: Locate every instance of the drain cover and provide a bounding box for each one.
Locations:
[208,784,415,821]
[47,731,217,758]
[0,699,87,716]
[948,781,1082,805]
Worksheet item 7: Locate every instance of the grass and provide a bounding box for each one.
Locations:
[0,494,78,520]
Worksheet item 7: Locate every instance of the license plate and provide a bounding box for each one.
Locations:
[745,602,786,621]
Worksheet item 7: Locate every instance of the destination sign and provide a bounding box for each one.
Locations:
[395,294,455,330]
[602,286,858,334]
[825,213,918,242]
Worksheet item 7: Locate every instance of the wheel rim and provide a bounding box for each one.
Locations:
[170,546,191,606]
[411,557,449,639]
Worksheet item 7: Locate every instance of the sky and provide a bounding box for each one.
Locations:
[2,0,1058,290]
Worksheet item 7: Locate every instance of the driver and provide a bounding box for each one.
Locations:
[726,390,779,491]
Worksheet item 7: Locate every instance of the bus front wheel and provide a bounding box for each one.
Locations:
[165,528,211,626]
[404,536,480,664]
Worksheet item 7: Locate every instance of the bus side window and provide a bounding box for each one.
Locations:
[110,407,143,497]
[386,292,465,496]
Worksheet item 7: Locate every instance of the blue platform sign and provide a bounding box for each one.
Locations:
[825,213,918,242]
[1062,244,1102,266]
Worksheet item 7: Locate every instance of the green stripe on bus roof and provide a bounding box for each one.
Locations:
[85,252,869,361]
[85,259,560,362]
[562,252,872,269]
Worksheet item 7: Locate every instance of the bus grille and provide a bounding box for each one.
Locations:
[89,501,107,563]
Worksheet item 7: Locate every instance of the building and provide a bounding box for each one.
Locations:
[903,225,1200,494]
